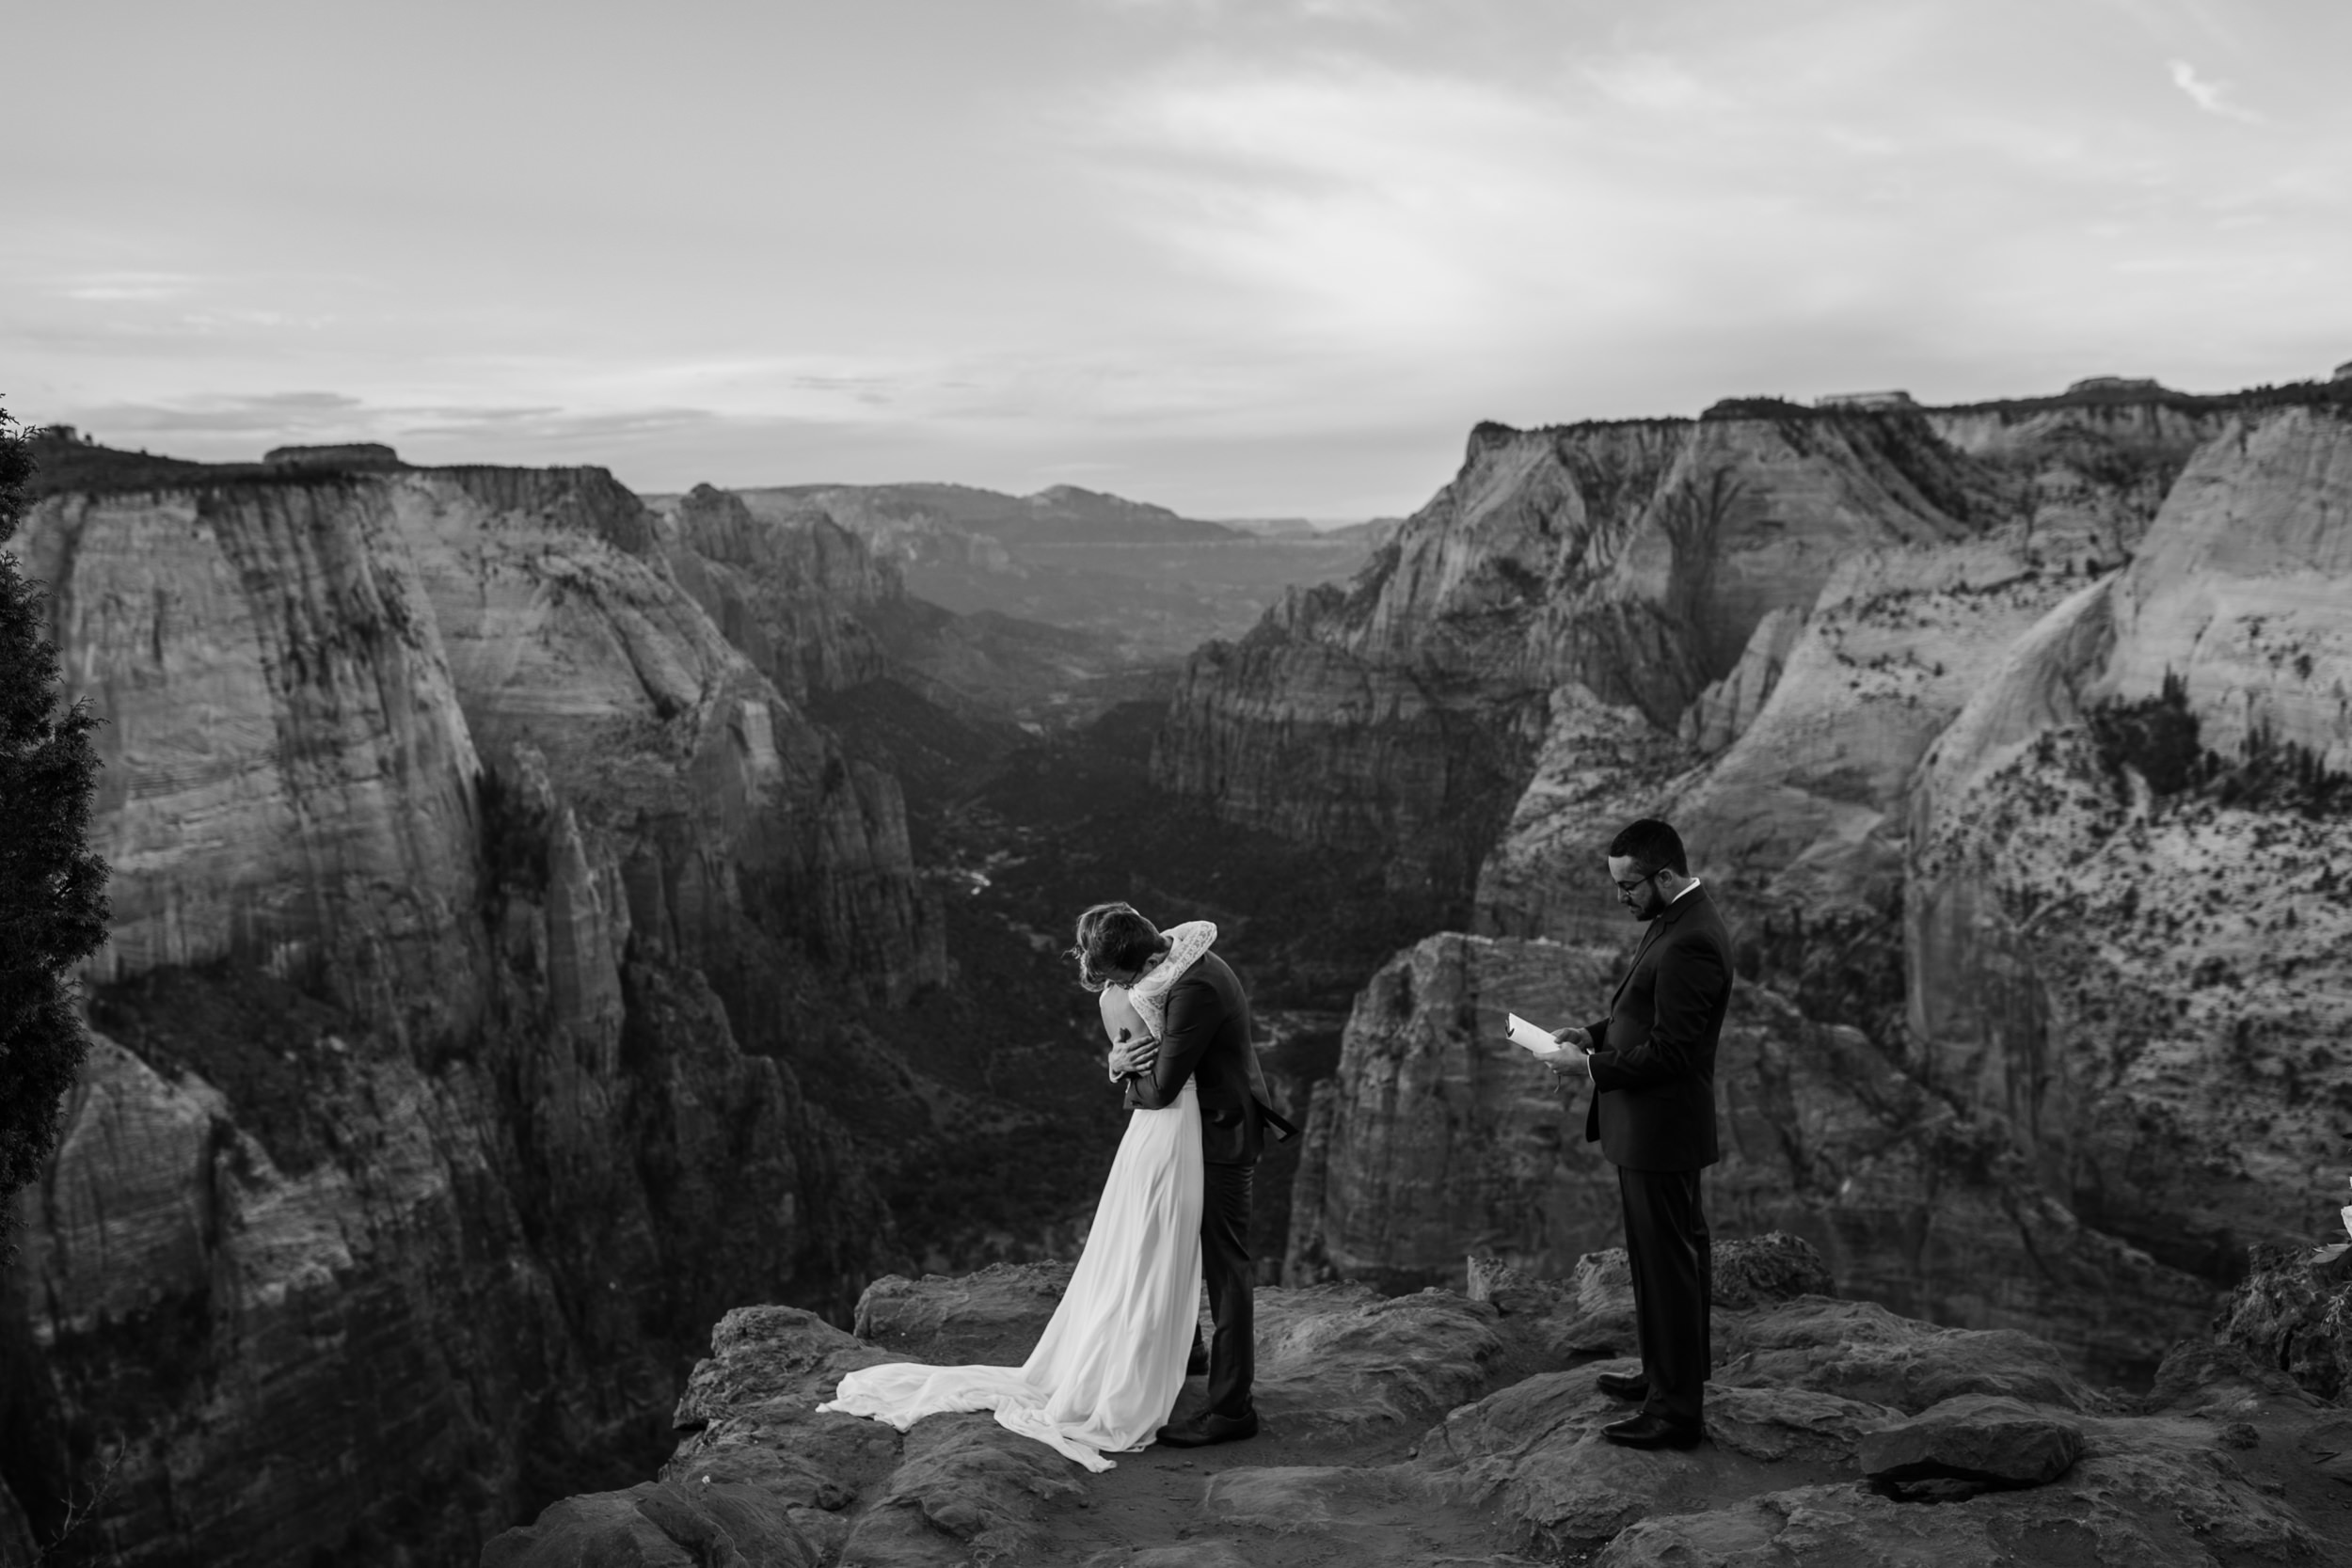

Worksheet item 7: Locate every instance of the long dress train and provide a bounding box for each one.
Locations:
[815,925,1212,1471]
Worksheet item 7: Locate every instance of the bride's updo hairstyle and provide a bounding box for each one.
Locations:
[1069,902,1161,992]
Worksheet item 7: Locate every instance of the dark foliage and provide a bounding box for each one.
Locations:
[0,403,112,1262]
[2089,670,2350,816]
[475,765,553,909]
[2088,672,2210,796]
[1699,396,1815,421]
[1735,890,1910,1056]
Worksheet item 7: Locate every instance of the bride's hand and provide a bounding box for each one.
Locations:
[1106,1030,1160,1078]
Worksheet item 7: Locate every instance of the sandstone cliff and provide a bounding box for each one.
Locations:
[1907,406,2352,1287]
[1153,410,2016,896]
[3,459,946,1564]
[1187,390,2352,1390]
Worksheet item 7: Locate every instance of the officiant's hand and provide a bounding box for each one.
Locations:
[1107,1033,1159,1078]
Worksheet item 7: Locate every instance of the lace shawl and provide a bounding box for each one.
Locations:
[1127,920,1216,1039]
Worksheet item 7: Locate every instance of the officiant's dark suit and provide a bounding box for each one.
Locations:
[1127,950,1293,1428]
[1579,835,1733,1442]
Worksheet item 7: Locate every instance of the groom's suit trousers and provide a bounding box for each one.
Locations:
[1618,1165,1710,1428]
[1199,1162,1255,1419]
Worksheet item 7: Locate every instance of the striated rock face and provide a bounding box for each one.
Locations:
[1907,406,2352,1286]
[2,462,946,1565]
[1155,411,2013,896]
[1285,933,2213,1378]
[12,480,485,1019]
[1282,933,1623,1286]
[658,483,896,703]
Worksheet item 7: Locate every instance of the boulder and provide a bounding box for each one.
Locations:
[834,1411,1089,1567]
[1855,1394,2085,1488]
[478,1480,820,1568]
[2142,1337,2317,1420]
[1253,1285,1512,1438]
[1710,1232,1836,1309]
[1704,1386,1900,1466]
[1713,1298,2107,1414]
[850,1262,1076,1367]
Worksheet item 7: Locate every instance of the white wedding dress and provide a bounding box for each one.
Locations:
[816,923,1212,1471]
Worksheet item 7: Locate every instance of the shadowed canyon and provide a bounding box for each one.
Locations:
[5,377,2350,1565]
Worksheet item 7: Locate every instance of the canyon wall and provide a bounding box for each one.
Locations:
[1217,392,2352,1381]
[3,462,946,1565]
[1906,406,2352,1284]
[1152,410,2016,898]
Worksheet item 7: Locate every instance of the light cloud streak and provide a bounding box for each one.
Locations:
[2167,58,2263,122]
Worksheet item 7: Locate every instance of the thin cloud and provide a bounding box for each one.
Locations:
[65,391,730,452]
[61,273,201,303]
[1579,53,1725,115]
[79,391,369,436]
[2168,58,2264,123]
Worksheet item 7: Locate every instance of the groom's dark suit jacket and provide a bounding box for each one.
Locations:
[1582,885,1732,1171]
[1126,952,1293,1165]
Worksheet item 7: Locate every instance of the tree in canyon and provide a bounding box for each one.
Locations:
[0,402,109,1259]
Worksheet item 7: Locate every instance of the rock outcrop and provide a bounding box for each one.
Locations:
[1285,932,2214,1377]
[2,459,949,1564]
[485,1251,2347,1566]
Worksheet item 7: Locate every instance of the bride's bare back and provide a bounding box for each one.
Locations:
[1099,985,1150,1047]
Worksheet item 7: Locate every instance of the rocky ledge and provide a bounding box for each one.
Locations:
[481,1238,2351,1567]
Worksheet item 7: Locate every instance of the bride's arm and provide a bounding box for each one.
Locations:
[1100,989,1158,1082]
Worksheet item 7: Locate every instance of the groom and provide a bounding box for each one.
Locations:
[1092,904,1294,1448]
[1539,817,1731,1451]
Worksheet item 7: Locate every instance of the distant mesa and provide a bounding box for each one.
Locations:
[1814,389,1917,410]
[2334,358,2352,382]
[2064,375,2166,397]
[262,441,404,471]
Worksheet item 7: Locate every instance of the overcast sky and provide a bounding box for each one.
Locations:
[6,0,2347,517]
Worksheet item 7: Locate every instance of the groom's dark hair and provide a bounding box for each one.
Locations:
[1069,902,1161,993]
[1607,818,1689,877]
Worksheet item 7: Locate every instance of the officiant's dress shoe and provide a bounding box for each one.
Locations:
[1184,1346,1210,1378]
[1601,1413,1703,1450]
[1157,1409,1259,1448]
[1594,1370,1649,1402]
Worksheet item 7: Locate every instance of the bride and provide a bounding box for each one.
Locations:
[815,915,1214,1471]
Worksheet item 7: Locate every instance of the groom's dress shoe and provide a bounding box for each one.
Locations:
[1595,1370,1649,1402]
[1601,1413,1703,1450]
[1157,1409,1259,1449]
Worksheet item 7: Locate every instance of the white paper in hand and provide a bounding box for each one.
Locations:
[1507,1013,1564,1057]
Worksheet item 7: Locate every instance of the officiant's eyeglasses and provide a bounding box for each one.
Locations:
[1613,869,1660,895]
